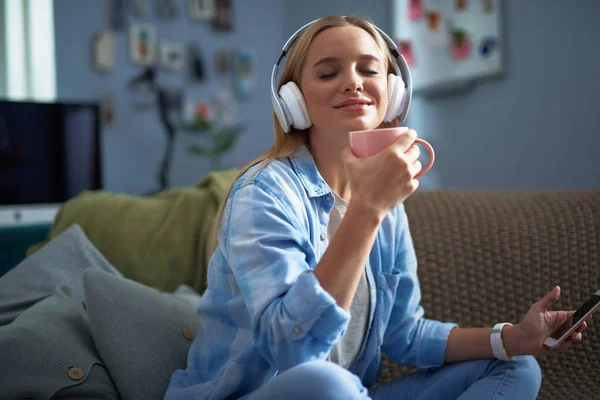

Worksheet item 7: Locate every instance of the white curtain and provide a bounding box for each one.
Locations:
[0,0,56,101]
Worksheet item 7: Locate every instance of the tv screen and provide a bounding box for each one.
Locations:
[0,100,102,205]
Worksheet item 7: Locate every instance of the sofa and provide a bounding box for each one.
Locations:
[1,170,598,399]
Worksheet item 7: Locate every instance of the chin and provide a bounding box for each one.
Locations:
[340,118,379,132]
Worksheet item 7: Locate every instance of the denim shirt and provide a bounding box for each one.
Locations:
[165,146,458,400]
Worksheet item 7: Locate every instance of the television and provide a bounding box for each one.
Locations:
[0,100,102,222]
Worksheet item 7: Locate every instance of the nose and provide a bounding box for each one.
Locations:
[342,70,363,93]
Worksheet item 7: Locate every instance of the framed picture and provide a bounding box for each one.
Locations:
[215,49,229,75]
[129,23,156,65]
[92,31,116,72]
[160,42,186,71]
[212,0,232,31]
[188,0,215,21]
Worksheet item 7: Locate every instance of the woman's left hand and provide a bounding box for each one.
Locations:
[503,286,591,357]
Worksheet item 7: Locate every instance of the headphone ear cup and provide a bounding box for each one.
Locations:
[278,82,312,130]
[383,73,406,122]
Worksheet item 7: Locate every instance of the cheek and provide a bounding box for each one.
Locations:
[302,84,332,115]
[374,80,389,116]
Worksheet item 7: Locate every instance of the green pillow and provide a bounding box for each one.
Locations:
[27,169,239,293]
[0,286,119,399]
[83,268,202,400]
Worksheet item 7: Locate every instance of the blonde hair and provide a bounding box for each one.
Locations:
[210,15,399,246]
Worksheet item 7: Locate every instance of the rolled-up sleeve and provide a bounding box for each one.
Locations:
[381,207,458,370]
[221,183,349,371]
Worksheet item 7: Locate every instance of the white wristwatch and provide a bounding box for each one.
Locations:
[490,322,515,361]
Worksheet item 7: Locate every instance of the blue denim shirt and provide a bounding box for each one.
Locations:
[165,146,457,400]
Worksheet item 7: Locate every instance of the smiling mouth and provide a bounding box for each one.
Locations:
[334,103,371,110]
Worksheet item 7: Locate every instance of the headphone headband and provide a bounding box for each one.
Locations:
[271,17,413,130]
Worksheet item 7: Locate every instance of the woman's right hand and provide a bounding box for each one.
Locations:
[342,128,422,220]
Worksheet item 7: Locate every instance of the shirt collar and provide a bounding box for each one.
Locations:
[288,145,331,198]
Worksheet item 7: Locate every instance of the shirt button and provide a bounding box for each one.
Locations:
[68,367,84,381]
[371,284,376,290]
[325,195,332,202]
[320,233,326,241]
[182,327,194,340]
[293,327,301,334]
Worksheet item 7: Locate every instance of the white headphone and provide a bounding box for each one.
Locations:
[271,17,413,133]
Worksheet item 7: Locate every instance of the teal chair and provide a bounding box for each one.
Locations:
[0,222,52,277]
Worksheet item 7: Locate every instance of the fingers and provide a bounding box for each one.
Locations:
[390,129,417,153]
[404,144,420,164]
[410,160,422,178]
[565,332,583,344]
[576,321,588,332]
[534,286,561,312]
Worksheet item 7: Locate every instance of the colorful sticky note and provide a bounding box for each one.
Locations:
[408,0,424,21]
[479,36,498,57]
[451,28,471,60]
[427,10,443,31]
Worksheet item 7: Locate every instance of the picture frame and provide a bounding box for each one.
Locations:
[212,0,232,31]
[160,42,186,71]
[129,23,156,65]
[92,31,116,72]
[188,0,215,21]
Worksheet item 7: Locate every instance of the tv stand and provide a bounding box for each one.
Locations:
[0,204,60,226]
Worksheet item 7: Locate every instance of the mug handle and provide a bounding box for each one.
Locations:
[413,138,435,179]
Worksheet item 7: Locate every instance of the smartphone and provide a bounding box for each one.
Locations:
[543,290,600,349]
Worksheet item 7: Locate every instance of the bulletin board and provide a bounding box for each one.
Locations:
[391,0,504,95]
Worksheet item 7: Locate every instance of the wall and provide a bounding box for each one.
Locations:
[54,0,284,195]
[284,0,600,190]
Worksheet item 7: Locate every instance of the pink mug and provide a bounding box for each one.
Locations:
[349,127,435,179]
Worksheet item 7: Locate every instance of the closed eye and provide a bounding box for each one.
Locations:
[319,72,337,80]
[319,70,378,80]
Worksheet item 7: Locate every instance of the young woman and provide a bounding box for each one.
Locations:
[165,16,588,400]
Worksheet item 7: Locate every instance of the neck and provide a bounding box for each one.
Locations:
[308,129,351,201]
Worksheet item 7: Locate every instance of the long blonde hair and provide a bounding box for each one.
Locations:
[211,15,399,245]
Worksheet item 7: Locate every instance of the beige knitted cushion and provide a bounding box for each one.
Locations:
[378,189,600,400]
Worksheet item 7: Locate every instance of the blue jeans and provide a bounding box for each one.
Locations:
[247,356,542,400]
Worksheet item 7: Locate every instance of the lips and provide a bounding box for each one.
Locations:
[334,98,372,108]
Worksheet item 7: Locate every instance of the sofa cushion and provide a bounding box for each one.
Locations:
[26,169,239,293]
[0,285,119,399]
[0,224,122,327]
[83,268,202,400]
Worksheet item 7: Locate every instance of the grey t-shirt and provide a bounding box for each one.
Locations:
[326,191,371,369]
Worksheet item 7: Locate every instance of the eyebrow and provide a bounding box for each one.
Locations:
[312,54,381,68]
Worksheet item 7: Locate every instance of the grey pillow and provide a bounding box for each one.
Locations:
[0,224,122,327]
[0,285,119,399]
[83,268,202,400]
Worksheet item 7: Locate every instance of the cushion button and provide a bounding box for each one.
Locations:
[68,367,84,381]
[182,327,194,340]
